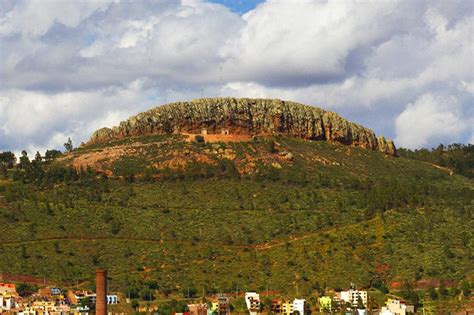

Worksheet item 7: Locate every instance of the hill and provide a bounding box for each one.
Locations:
[0,98,472,310]
[86,98,396,155]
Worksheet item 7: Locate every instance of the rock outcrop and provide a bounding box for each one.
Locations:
[87,98,397,155]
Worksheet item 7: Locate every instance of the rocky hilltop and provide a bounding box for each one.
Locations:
[87,98,396,155]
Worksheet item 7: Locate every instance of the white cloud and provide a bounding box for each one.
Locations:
[0,0,108,37]
[0,0,473,152]
[395,93,468,149]
[0,80,158,152]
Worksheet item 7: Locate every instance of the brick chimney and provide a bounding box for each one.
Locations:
[95,269,107,315]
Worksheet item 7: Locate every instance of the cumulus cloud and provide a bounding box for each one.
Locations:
[0,0,473,153]
[395,93,469,149]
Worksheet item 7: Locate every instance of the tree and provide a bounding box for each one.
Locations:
[357,295,365,309]
[0,151,16,168]
[131,299,139,310]
[182,286,197,298]
[438,280,448,298]
[79,297,95,310]
[34,151,42,163]
[461,280,471,297]
[428,285,438,300]
[400,281,420,307]
[195,135,205,143]
[19,150,30,169]
[269,140,278,153]
[140,287,154,301]
[45,149,62,161]
[64,138,74,153]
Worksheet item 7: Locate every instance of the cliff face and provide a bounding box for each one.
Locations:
[87,98,397,155]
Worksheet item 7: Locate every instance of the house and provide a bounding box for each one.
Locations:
[282,301,293,315]
[381,299,414,315]
[221,129,230,135]
[201,128,208,135]
[293,299,306,315]
[338,284,367,307]
[188,303,208,315]
[50,287,62,296]
[68,290,118,305]
[318,296,332,312]
[38,286,62,298]
[0,283,16,294]
[271,299,283,314]
[217,294,230,315]
[0,293,16,311]
[208,302,218,315]
[244,292,260,315]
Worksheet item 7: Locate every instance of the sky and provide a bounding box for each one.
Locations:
[0,0,473,155]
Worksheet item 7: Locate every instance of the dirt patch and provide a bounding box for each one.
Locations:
[63,146,127,174]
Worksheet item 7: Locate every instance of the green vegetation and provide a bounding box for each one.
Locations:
[398,143,474,178]
[0,136,472,312]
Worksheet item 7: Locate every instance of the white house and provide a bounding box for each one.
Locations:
[245,292,260,315]
[339,285,367,307]
[0,294,16,311]
[381,299,410,315]
[293,299,306,315]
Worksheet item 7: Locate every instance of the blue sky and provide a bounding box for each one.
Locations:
[208,0,265,14]
[0,0,472,154]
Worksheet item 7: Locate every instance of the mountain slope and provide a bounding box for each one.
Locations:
[0,99,472,309]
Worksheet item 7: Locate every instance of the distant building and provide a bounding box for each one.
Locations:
[381,299,414,315]
[188,303,208,315]
[217,294,230,315]
[338,284,367,307]
[68,290,118,306]
[318,296,332,311]
[0,283,16,295]
[245,292,261,315]
[282,301,293,315]
[38,286,62,298]
[293,299,306,315]
[50,287,62,296]
[210,294,230,315]
[209,302,219,315]
[271,299,283,314]
[201,128,208,135]
[0,294,16,311]
[221,129,230,135]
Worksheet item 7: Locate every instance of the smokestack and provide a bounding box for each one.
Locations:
[96,269,107,315]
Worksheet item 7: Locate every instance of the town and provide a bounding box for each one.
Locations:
[0,269,427,315]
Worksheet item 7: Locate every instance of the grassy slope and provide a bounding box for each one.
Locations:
[0,136,472,302]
